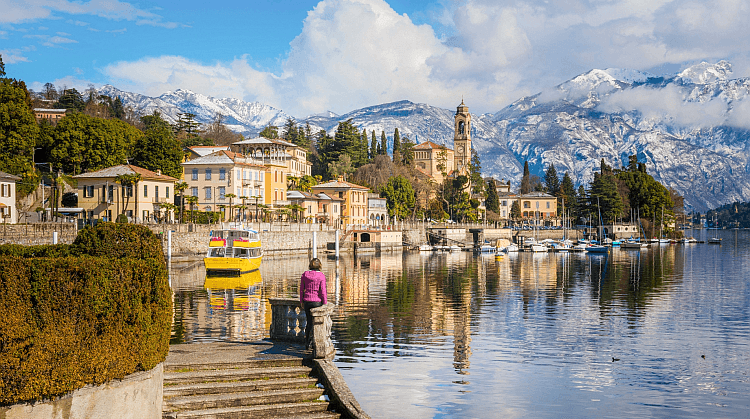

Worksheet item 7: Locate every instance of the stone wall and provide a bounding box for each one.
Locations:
[0,363,163,419]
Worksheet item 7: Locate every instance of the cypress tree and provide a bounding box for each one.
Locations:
[380,131,387,155]
[370,130,377,159]
[392,128,401,162]
[485,179,500,212]
[520,160,531,194]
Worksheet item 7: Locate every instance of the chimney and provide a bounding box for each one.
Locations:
[337,175,344,182]
[156,169,162,176]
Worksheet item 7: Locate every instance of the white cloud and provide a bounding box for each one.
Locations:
[0,48,30,64]
[597,84,728,128]
[0,0,180,28]
[99,0,750,119]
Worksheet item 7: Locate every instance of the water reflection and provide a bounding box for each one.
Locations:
[170,230,750,418]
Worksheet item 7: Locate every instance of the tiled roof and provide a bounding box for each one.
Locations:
[313,179,369,190]
[233,137,297,148]
[188,146,231,156]
[0,170,21,181]
[72,164,177,181]
[413,140,450,150]
[519,192,555,198]
[181,150,266,168]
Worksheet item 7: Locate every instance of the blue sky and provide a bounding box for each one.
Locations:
[2,0,749,117]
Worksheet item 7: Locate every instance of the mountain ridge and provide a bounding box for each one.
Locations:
[99,60,750,212]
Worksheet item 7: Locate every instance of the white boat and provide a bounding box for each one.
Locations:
[708,238,722,244]
[478,244,496,253]
[529,243,548,253]
[505,243,520,252]
[449,245,462,252]
[621,240,649,249]
[418,244,432,251]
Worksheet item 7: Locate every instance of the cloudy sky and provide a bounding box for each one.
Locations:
[2,0,749,117]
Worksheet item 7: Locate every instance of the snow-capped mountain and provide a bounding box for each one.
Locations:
[100,61,750,212]
[98,85,291,135]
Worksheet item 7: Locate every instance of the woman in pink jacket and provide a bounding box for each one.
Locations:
[299,258,327,349]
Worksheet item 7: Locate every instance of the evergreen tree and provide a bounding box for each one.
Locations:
[0,54,4,77]
[361,131,370,163]
[400,136,415,166]
[485,179,500,212]
[380,131,387,155]
[282,118,298,144]
[520,160,531,194]
[132,112,183,179]
[56,88,85,111]
[510,200,521,220]
[0,75,38,194]
[544,164,560,196]
[575,184,589,224]
[174,112,202,135]
[561,171,577,216]
[380,175,416,220]
[590,172,623,224]
[469,150,484,195]
[370,130,377,159]
[392,128,401,162]
[259,125,278,139]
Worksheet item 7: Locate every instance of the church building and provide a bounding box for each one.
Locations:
[414,99,473,184]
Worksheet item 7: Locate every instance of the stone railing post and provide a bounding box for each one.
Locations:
[268,298,336,360]
[310,303,335,359]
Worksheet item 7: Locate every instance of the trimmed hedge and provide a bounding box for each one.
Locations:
[0,223,171,406]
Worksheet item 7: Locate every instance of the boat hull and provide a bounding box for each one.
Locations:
[204,256,262,276]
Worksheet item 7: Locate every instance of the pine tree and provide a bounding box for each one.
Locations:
[561,171,577,216]
[0,54,5,77]
[544,164,560,196]
[400,136,415,166]
[392,128,401,162]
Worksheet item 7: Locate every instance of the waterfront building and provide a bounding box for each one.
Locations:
[0,170,21,224]
[181,150,268,220]
[232,137,312,180]
[367,193,388,227]
[311,177,370,227]
[413,100,473,192]
[286,190,344,224]
[73,164,177,223]
[33,108,67,125]
[518,192,558,226]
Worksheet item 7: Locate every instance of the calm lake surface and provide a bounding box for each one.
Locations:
[170,229,750,418]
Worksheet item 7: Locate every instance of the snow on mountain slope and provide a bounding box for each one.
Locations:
[99,61,750,212]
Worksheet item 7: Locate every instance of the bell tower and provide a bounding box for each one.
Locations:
[454,99,471,176]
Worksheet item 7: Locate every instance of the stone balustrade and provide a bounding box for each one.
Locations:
[268,298,335,360]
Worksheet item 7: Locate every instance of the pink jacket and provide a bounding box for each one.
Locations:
[300,270,328,304]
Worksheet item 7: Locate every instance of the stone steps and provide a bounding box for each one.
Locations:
[163,349,340,419]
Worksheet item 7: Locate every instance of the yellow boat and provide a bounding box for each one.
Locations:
[204,226,263,276]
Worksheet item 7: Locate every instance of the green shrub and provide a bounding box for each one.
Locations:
[0,223,171,406]
[72,222,164,261]
[0,256,171,405]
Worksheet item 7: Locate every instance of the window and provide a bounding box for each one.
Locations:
[166,187,170,198]
[143,184,148,198]
[219,187,225,200]
[219,168,226,180]
[126,210,133,218]
[143,210,149,221]
[236,169,241,181]
[260,172,264,181]
[205,168,212,180]
[536,202,539,209]
[192,169,198,180]
[155,186,159,198]
[502,200,507,206]
[108,185,114,201]
[126,185,133,197]
[275,171,278,182]
[523,201,530,208]
[546,202,550,209]
[205,188,212,200]
[334,205,338,213]
[191,187,198,197]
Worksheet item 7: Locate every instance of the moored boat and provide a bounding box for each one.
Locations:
[708,237,722,244]
[204,225,263,276]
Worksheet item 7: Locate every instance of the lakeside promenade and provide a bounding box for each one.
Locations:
[0,221,584,257]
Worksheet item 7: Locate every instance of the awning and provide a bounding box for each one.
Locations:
[0,203,7,208]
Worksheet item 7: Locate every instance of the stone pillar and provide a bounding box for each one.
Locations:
[268,298,335,360]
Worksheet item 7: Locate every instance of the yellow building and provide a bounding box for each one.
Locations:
[518,192,558,224]
[414,141,454,183]
[33,108,67,125]
[413,100,472,184]
[311,177,370,226]
[73,165,177,223]
[181,150,268,220]
[232,137,312,180]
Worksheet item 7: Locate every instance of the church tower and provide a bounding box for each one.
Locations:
[454,99,471,176]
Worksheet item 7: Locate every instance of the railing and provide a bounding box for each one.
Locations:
[268,298,335,360]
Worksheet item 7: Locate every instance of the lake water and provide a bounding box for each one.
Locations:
[170,229,750,418]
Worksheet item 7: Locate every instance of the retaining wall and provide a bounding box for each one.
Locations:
[0,363,163,419]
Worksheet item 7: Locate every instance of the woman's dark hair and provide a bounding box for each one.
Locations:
[309,258,322,271]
